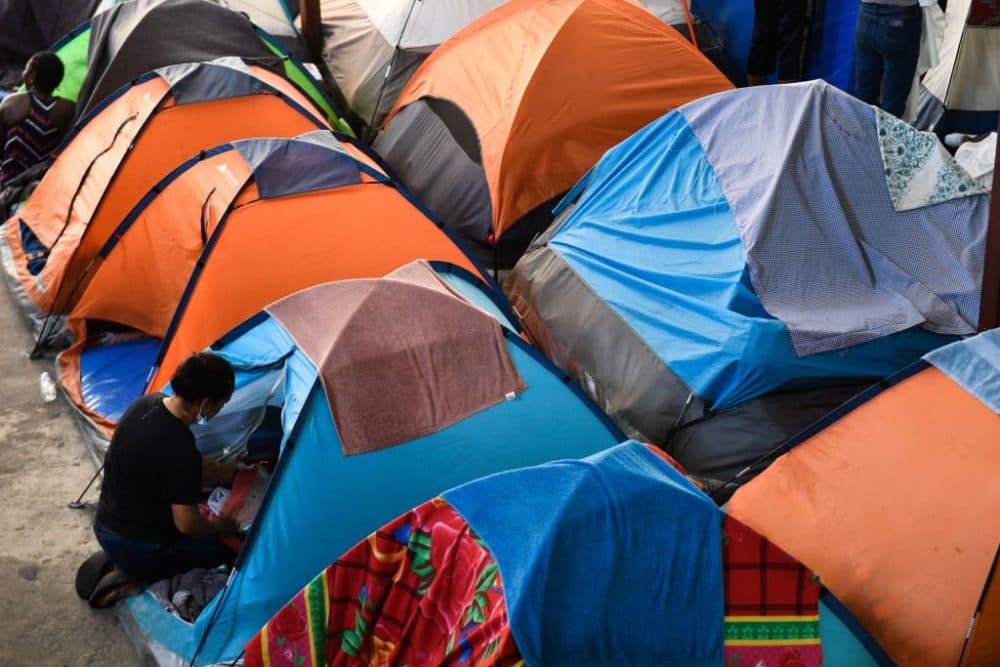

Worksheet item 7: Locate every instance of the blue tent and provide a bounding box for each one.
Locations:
[508,81,988,496]
[445,442,888,666]
[116,261,623,665]
[246,441,892,666]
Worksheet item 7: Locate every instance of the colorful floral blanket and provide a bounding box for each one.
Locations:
[244,499,520,667]
[246,475,823,667]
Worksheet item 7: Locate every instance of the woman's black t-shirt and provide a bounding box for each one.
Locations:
[96,393,202,542]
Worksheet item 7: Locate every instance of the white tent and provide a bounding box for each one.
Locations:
[917,0,1000,135]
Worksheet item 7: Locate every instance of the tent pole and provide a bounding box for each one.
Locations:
[978,117,1000,331]
[299,0,323,63]
[680,0,698,49]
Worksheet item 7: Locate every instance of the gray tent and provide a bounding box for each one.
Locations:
[75,0,286,119]
[93,0,304,56]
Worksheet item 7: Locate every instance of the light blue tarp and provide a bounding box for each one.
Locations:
[924,328,1000,413]
[445,441,724,667]
[139,269,622,664]
[548,103,950,410]
[79,336,160,422]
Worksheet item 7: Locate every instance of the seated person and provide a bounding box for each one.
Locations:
[0,52,75,186]
[89,352,242,607]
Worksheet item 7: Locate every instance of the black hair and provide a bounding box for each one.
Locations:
[170,352,235,404]
[28,52,64,94]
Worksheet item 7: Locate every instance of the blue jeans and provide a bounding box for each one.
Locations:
[94,521,232,582]
[854,3,922,118]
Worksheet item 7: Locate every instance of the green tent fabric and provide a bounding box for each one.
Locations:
[50,26,90,101]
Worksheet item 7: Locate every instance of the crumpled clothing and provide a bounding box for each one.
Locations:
[148,566,229,622]
[954,132,996,190]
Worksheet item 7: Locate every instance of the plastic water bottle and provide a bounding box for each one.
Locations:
[39,372,57,403]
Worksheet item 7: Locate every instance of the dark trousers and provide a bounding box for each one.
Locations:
[94,521,232,582]
[854,3,923,118]
[748,0,810,80]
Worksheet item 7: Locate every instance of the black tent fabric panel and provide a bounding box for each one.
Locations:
[0,0,97,65]
[507,240,698,445]
[233,135,363,199]
[669,380,873,502]
[0,0,97,87]
[0,0,45,67]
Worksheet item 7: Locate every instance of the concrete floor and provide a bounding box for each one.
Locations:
[0,274,135,665]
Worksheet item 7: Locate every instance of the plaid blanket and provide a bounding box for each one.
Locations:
[723,516,822,666]
[244,498,521,667]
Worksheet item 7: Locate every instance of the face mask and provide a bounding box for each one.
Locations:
[195,401,213,426]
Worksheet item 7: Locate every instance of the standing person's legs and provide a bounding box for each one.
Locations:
[748,0,779,85]
[878,5,923,117]
[776,0,809,82]
[854,3,884,106]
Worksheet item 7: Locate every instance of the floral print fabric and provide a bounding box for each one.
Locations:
[244,498,520,667]
[876,108,987,211]
[245,478,825,667]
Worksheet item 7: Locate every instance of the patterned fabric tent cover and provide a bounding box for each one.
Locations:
[246,442,887,667]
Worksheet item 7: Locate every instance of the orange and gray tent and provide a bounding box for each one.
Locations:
[373,0,733,266]
[52,131,484,458]
[2,58,328,343]
[728,329,1000,667]
[310,0,722,133]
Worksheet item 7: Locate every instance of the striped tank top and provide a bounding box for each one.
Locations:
[0,92,61,184]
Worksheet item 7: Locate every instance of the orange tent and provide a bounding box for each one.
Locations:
[728,331,1000,667]
[374,0,732,265]
[3,58,327,341]
[56,131,483,441]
